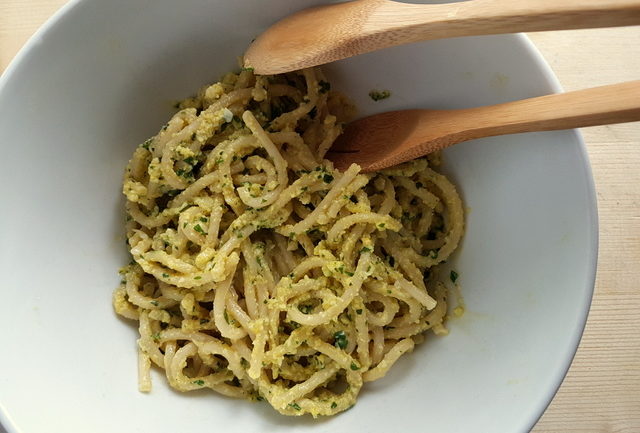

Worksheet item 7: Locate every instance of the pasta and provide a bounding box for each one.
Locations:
[113,66,464,417]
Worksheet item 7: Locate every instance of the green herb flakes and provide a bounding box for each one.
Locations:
[333,330,348,349]
[289,402,301,411]
[318,80,331,93]
[140,138,153,150]
[368,89,391,101]
[450,270,459,283]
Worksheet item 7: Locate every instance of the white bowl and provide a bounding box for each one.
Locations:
[0,1,597,432]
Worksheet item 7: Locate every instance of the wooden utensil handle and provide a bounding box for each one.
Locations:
[368,0,640,44]
[452,81,640,140]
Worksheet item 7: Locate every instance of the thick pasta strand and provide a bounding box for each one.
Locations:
[113,66,465,418]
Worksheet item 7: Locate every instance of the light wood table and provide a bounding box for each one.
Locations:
[1,1,638,432]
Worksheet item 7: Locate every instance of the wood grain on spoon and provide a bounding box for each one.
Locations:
[326,80,640,172]
[244,0,640,75]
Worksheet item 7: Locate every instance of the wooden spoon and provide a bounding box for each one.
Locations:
[244,0,640,75]
[326,80,640,172]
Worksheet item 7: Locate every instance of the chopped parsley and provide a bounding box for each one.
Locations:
[350,362,360,371]
[318,80,331,94]
[450,270,459,283]
[193,224,206,235]
[288,402,302,411]
[368,89,391,101]
[356,309,363,315]
[175,168,194,179]
[359,246,372,253]
[192,379,205,386]
[331,402,338,409]
[333,330,348,349]
[322,173,334,183]
[150,300,159,306]
[140,138,153,150]
[162,273,169,278]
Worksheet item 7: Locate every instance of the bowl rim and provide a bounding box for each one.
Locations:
[0,1,599,432]
[514,36,599,431]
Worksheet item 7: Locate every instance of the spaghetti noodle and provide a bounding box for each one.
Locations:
[113,67,464,417]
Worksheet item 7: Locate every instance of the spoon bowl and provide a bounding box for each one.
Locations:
[244,0,640,75]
